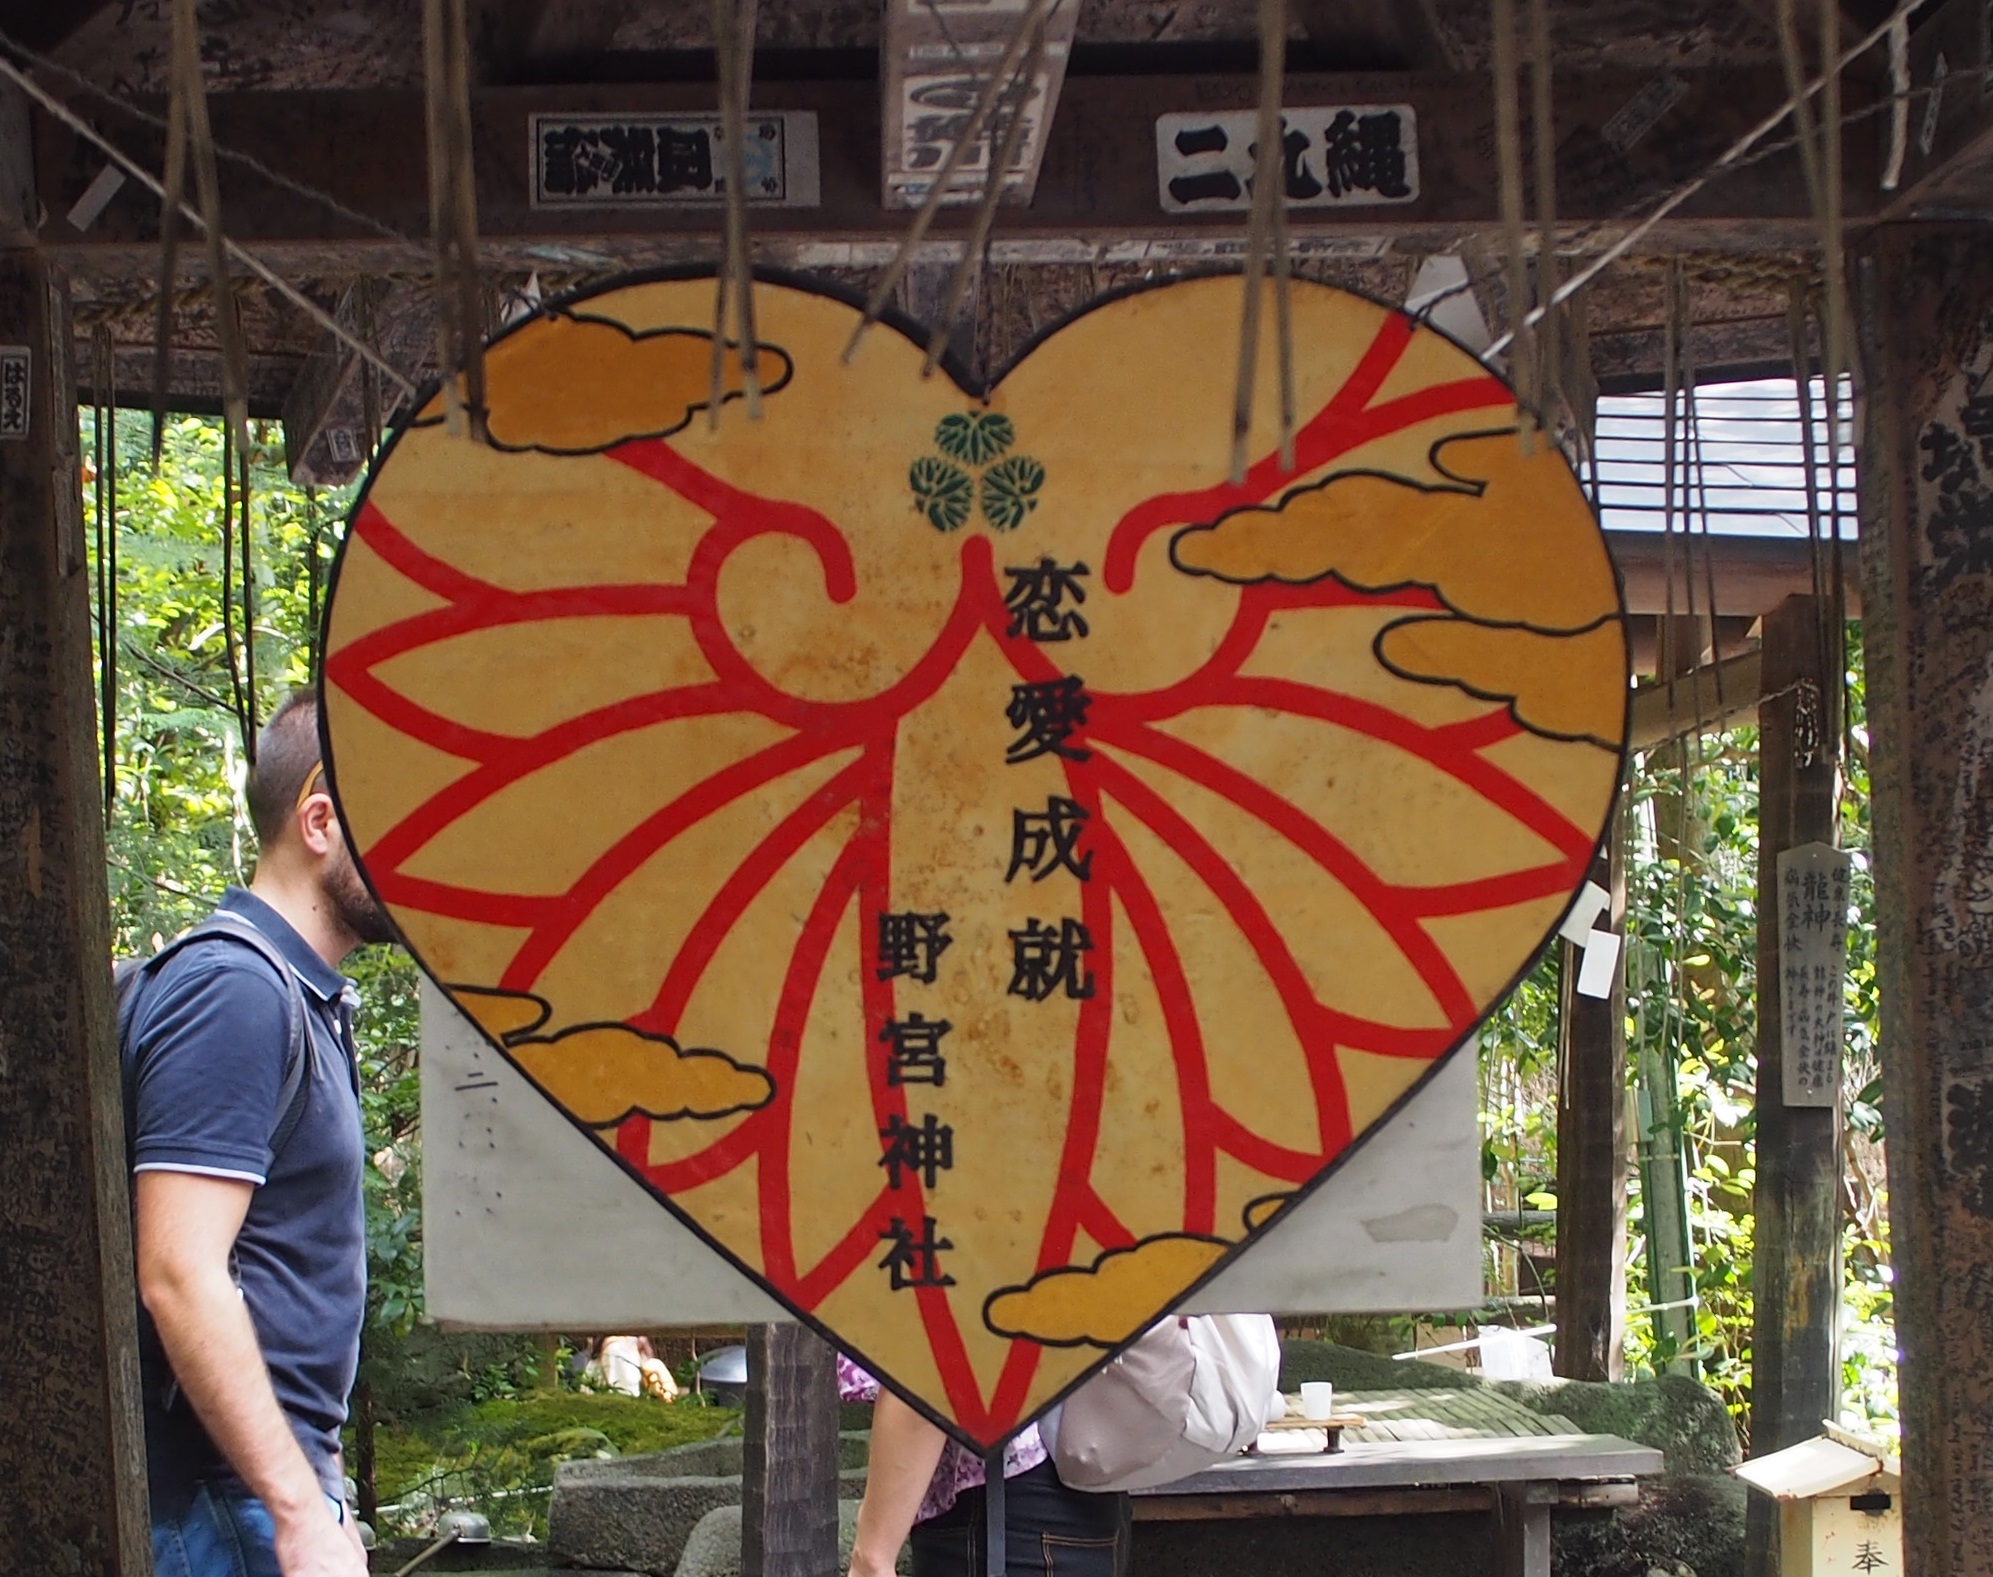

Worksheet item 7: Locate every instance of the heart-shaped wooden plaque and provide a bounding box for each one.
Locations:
[322,271,1625,1447]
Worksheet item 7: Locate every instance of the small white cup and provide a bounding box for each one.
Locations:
[1300,1381,1335,1421]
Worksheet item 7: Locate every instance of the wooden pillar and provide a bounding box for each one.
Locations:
[1855,226,1993,1577]
[1554,811,1627,1381]
[0,84,152,1576]
[1746,594,1845,1576]
[741,1323,841,1577]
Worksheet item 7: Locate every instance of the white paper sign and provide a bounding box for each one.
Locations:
[0,346,29,441]
[1557,881,1612,946]
[1156,105,1420,213]
[530,113,821,208]
[420,981,1481,1329]
[1778,841,1853,1108]
[1575,928,1623,999]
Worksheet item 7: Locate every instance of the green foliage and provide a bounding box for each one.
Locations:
[980,455,1046,531]
[368,1393,742,1539]
[85,408,451,1462]
[909,455,973,531]
[1477,626,1892,1444]
[90,412,342,951]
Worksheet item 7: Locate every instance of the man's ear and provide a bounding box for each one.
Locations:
[296,792,340,858]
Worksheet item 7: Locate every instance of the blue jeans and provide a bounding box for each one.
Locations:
[151,1483,346,1577]
[912,1460,1129,1577]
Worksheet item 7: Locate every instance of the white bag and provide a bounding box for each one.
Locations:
[1043,1314,1282,1492]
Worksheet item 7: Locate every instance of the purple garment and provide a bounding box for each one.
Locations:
[836,1355,1048,1524]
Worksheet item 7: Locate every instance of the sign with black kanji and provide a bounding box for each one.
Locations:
[0,346,29,441]
[1155,105,1421,213]
[1778,841,1853,1108]
[530,113,822,208]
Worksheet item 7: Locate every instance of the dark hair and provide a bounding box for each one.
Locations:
[244,691,323,846]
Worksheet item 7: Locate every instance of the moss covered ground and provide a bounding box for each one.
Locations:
[358,1393,743,1538]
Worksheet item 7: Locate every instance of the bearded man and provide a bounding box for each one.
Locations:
[122,691,397,1577]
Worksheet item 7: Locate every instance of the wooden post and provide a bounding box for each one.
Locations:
[1745,594,1845,1577]
[1554,812,1627,1381]
[0,83,152,1575]
[740,1323,841,1577]
[1855,226,1993,1577]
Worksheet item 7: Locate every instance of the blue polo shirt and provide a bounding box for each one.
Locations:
[125,887,365,1497]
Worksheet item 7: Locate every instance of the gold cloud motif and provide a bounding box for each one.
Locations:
[1170,429,1616,634]
[451,984,552,1044]
[1377,616,1627,749]
[509,1022,776,1125]
[1243,1193,1292,1232]
[419,313,794,454]
[983,1235,1230,1347]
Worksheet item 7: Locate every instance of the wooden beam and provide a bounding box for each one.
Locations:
[1133,1485,1496,1519]
[1295,0,1463,71]
[280,279,433,486]
[1553,805,1628,1383]
[1855,224,1993,1577]
[0,0,117,53]
[1628,646,1766,749]
[32,65,1878,281]
[473,0,639,84]
[880,0,1081,208]
[1608,530,1863,619]
[740,1323,840,1577]
[0,81,152,1575]
[1745,594,1846,1577]
[1878,0,1993,219]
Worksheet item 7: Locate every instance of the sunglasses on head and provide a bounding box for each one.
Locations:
[295,760,327,811]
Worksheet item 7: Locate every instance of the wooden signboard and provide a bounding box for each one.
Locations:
[321,271,1626,1446]
[1777,841,1854,1108]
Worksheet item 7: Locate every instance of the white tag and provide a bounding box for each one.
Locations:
[66,164,128,233]
[1575,929,1621,999]
[1557,881,1611,946]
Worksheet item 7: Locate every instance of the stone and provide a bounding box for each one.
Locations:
[1502,1375,1741,1476]
[673,1500,912,1577]
[1276,1342,1741,1474]
[546,1432,872,1574]
[1554,1472,1748,1577]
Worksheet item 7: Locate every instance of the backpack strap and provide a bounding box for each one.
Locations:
[119,909,313,1166]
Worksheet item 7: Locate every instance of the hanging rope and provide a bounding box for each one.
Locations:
[0,55,419,404]
[1568,287,1600,507]
[1674,266,1734,727]
[1679,300,1727,716]
[1231,0,1296,482]
[147,8,190,466]
[1787,286,1837,768]
[1659,259,1684,717]
[710,0,766,419]
[1490,0,1535,446]
[843,0,1060,365]
[238,434,258,750]
[921,12,1047,378]
[219,422,255,764]
[424,0,487,440]
[1526,0,1559,433]
[170,0,252,459]
[359,281,385,458]
[92,327,119,824]
[1486,0,1921,357]
[1882,13,1912,189]
[306,486,324,684]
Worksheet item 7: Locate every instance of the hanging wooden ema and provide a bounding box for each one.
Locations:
[319,270,1629,1447]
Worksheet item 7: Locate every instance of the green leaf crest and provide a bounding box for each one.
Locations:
[910,456,974,531]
